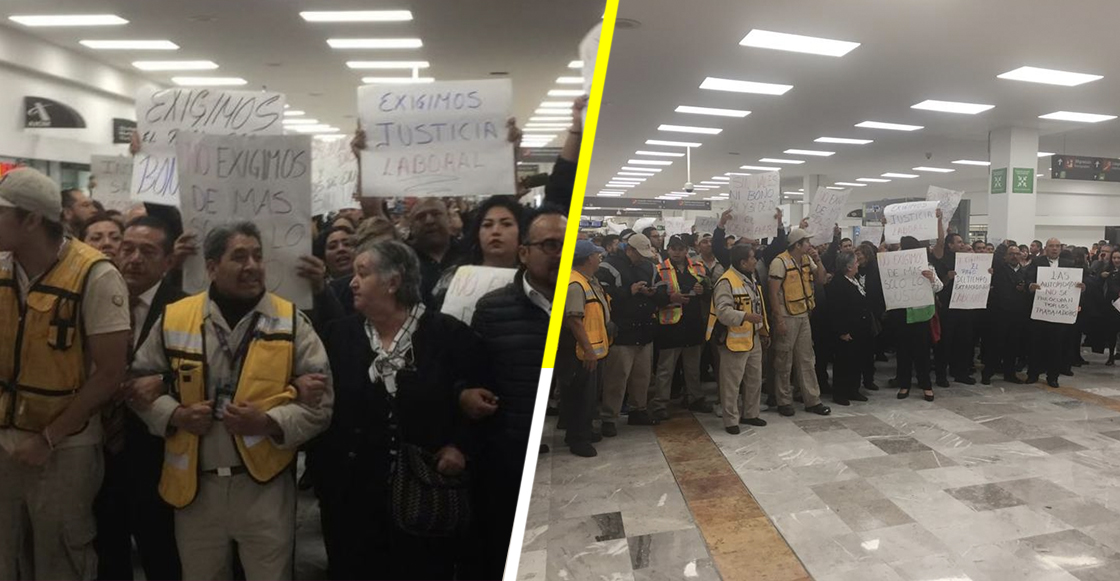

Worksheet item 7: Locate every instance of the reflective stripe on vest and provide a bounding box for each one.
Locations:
[706,268,768,352]
[571,271,610,360]
[657,258,707,325]
[0,239,106,432]
[777,251,815,316]
[158,292,297,508]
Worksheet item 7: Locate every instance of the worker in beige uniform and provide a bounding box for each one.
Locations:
[709,245,769,434]
[0,167,131,580]
[767,228,831,417]
[128,221,333,581]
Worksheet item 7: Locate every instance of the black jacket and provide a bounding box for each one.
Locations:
[932,250,957,304]
[1025,255,1074,285]
[826,275,873,340]
[654,258,709,348]
[597,253,668,345]
[990,263,1030,314]
[470,271,550,464]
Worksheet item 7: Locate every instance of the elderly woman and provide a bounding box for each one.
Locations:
[431,195,524,308]
[309,239,486,580]
[80,212,123,259]
[827,251,874,405]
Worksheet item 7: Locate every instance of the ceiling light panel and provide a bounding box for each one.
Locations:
[627,159,673,165]
[634,150,684,157]
[282,118,320,125]
[700,77,793,95]
[952,160,991,166]
[759,158,804,164]
[997,66,1103,87]
[172,77,247,86]
[740,29,860,57]
[674,105,751,117]
[132,60,218,71]
[911,100,994,114]
[300,10,413,22]
[1039,111,1117,123]
[912,166,955,173]
[1038,151,1054,157]
[556,76,584,84]
[882,173,918,178]
[284,110,305,117]
[362,77,437,84]
[617,172,653,177]
[346,61,430,69]
[815,137,873,144]
[568,60,584,68]
[658,124,722,135]
[834,182,867,187]
[856,178,890,182]
[80,40,178,50]
[622,167,661,172]
[856,121,923,131]
[328,38,423,49]
[10,14,127,26]
[646,139,701,148]
[740,165,781,171]
[548,89,585,97]
[784,149,835,157]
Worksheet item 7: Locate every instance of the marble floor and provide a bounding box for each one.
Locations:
[518,351,1120,581]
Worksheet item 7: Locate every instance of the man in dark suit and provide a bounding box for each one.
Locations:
[94,215,183,580]
[984,244,1030,384]
[1024,237,1083,388]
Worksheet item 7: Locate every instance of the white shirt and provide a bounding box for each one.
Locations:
[1049,257,1059,268]
[132,281,162,349]
[523,275,552,315]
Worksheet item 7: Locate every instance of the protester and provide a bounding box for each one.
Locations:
[890,236,944,401]
[1025,237,1083,387]
[983,243,1030,384]
[80,211,124,259]
[709,244,769,433]
[826,251,873,406]
[1098,249,1120,365]
[559,239,611,457]
[932,231,977,386]
[431,195,524,308]
[314,225,356,281]
[61,187,99,235]
[650,235,711,419]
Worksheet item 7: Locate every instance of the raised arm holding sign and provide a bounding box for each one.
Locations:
[926,186,963,232]
[884,201,939,244]
[728,171,780,240]
[806,187,850,244]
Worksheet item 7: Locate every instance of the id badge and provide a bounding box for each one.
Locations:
[214,383,234,419]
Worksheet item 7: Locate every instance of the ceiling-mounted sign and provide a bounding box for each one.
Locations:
[585,198,711,210]
[24,96,86,128]
[1051,154,1120,182]
[581,208,663,217]
[112,118,137,144]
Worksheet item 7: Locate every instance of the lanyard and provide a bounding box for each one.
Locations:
[211,313,261,374]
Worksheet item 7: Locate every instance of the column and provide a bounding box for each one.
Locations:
[988,127,1038,244]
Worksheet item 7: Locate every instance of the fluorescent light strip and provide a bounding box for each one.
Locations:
[784,149,835,157]
[80,40,178,50]
[700,77,793,95]
[709,176,731,181]
[597,193,625,197]
[1038,151,1054,157]
[739,29,860,57]
[912,166,955,173]
[911,99,994,115]
[1039,111,1117,123]
[997,66,1103,87]
[530,116,570,122]
[289,125,340,133]
[347,61,430,69]
[740,165,781,171]
[825,186,845,190]
[283,110,305,117]
[569,60,584,68]
[634,150,685,157]
[618,172,654,177]
[674,105,750,117]
[627,159,673,166]
[611,178,645,182]
[856,121,923,131]
[952,160,991,166]
[834,182,867,187]
[556,76,584,84]
[658,124,721,135]
[535,109,571,115]
[815,136,873,145]
[132,60,218,71]
[10,14,127,26]
[548,89,585,97]
[282,118,320,125]
[856,178,890,183]
[541,101,574,107]
[525,123,570,128]
[605,184,636,188]
[882,173,918,179]
[759,158,804,164]
[327,38,423,49]
[363,77,435,84]
[300,10,413,22]
[783,192,804,196]
[622,167,662,172]
[172,77,247,86]
[645,139,702,148]
[725,172,751,176]
[699,181,724,186]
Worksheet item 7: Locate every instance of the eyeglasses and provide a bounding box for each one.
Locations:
[524,238,564,254]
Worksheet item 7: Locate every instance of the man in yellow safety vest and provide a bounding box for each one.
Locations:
[650,235,711,419]
[559,240,612,457]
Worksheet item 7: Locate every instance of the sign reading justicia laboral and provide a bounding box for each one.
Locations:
[23,96,87,128]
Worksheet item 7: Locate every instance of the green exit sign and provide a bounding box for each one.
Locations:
[991,167,1007,193]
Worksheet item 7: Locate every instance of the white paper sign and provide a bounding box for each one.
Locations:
[663,217,691,238]
[311,138,359,216]
[579,23,601,130]
[604,220,625,234]
[807,187,850,243]
[858,225,884,246]
[440,266,517,324]
[132,87,286,206]
[175,133,313,309]
[877,248,935,310]
[693,216,719,235]
[728,171,780,241]
[927,186,963,232]
[1031,266,1082,324]
[949,252,993,310]
[90,156,134,213]
[358,79,514,198]
[884,201,939,244]
[633,217,657,232]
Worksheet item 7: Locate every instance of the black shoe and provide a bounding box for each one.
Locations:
[589,432,603,443]
[981,375,992,385]
[897,389,910,400]
[1072,361,1083,368]
[806,404,832,416]
[628,410,660,426]
[936,377,950,388]
[688,399,714,413]
[1047,379,1060,388]
[1003,374,1024,384]
[955,376,976,386]
[570,442,597,457]
[833,397,851,406]
[1060,369,1074,377]
[740,417,767,427]
[601,422,617,437]
[923,389,935,402]
[888,378,899,389]
[864,382,880,391]
[540,444,550,454]
[1107,357,1115,367]
[851,393,868,402]
[778,405,795,417]
[765,395,777,408]
[1027,375,1040,384]
[819,383,832,396]
[652,409,670,421]
[725,425,741,435]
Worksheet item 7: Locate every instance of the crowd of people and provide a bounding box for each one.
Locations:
[0,96,586,581]
[555,207,1109,455]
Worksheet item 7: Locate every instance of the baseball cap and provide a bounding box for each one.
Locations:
[787,228,812,247]
[627,233,657,259]
[573,239,605,259]
[0,168,62,223]
[667,234,688,249]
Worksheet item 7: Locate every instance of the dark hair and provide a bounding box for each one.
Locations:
[1018,244,1028,252]
[729,244,755,271]
[79,212,123,242]
[462,195,524,265]
[124,215,175,255]
[601,234,620,248]
[841,237,853,245]
[15,207,64,240]
[619,228,635,241]
[1032,239,1042,246]
[520,203,566,244]
[354,239,423,307]
[90,199,106,213]
[945,232,962,246]
[667,235,687,250]
[204,221,262,262]
[59,188,80,210]
[105,209,123,218]
[312,224,355,260]
[900,236,922,251]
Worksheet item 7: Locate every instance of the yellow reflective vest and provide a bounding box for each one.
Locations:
[159,292,298,508]
[0,239,107,431]
[571,270,610,360]
[706,268,769,352]
[774,250,816,316]
[656,257,707,325]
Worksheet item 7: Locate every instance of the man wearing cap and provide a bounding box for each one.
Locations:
[650,235,711,419]
[559,240,612,457]
[0,167,132,580]
[768,228,831,417]
[598,233,668,435]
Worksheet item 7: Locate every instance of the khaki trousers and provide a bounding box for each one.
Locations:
[718,344,763,427]
[650,345,704,413]
[601,343,653,420]
[176,471,295,581]
[0,444,104,581]
[772,315,822,408]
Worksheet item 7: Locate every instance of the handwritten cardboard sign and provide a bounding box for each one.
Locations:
[440,266,517,324]
[311,138,359,216]
[728,171,779,241]
[857,225,884,246]
[884,201,938,244]
[663,217,691,238]
[693,215,719,235]
[877,248,935,310]
[949,252,992,310]
[927,186,963,232]
[1031,266,1082,324]
[132,87,285,206]
[807,186,850,244]
[90,155,134,213]
[358,79,514,198]
[175,133,313,308]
